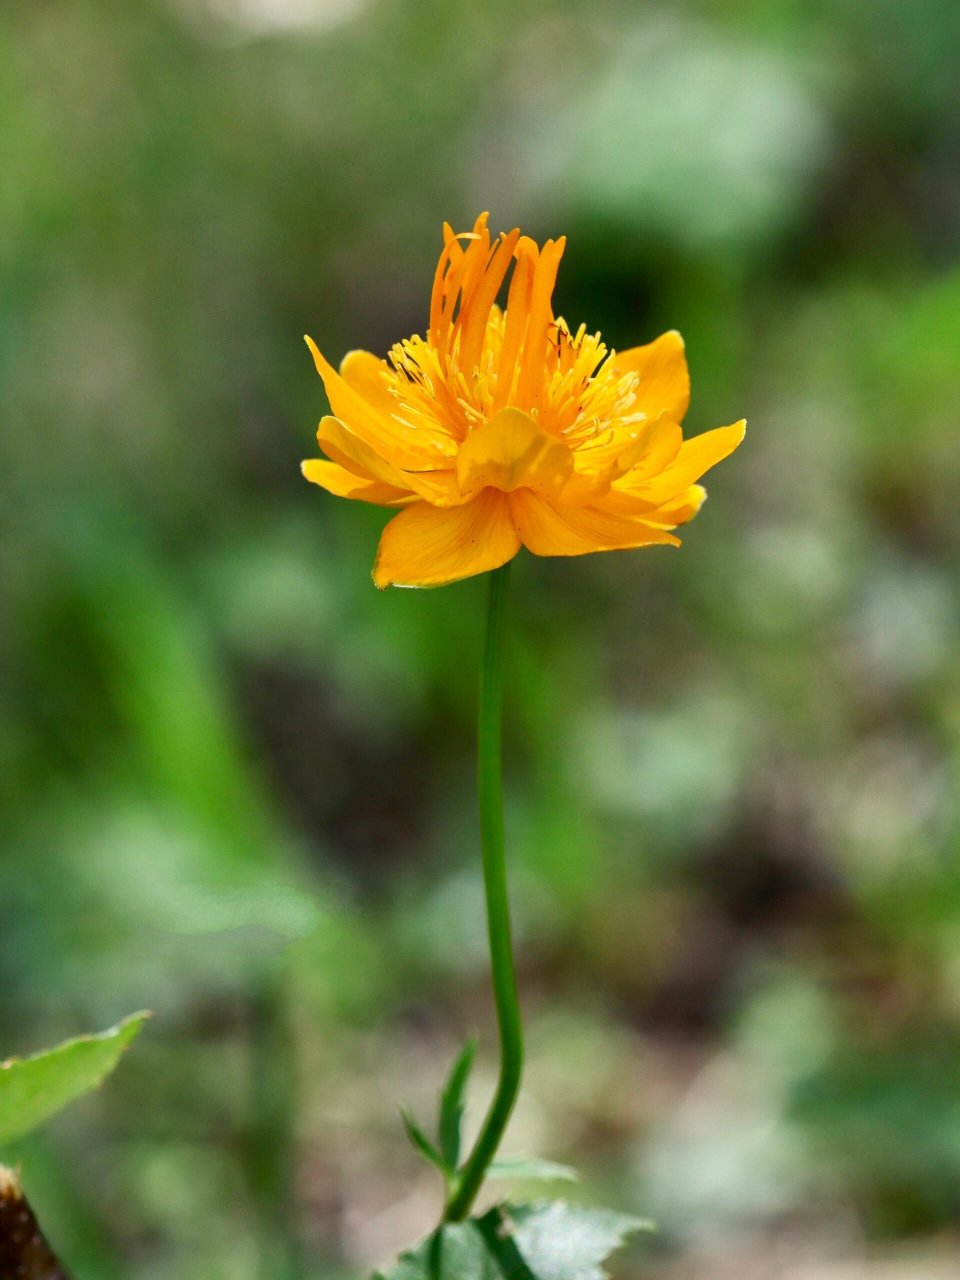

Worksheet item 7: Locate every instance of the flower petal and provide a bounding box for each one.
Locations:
[339,349,404,418]
[456,408,573,501]
[601,482,708,523]
[509,490,681,558]
[616,420,745,504]
[647,484,707,527]
[670,419,746,482]
[301,459,415,507]
[619,415,685,479]
[569,414,682,500]
[317,417,462,507]
[317,415,408,484]
[373,489,520,589]
[613,331,690,423]
[515,237,566,412]
[306,336,457,469]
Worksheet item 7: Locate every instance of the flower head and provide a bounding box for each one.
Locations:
[303,214,745,588]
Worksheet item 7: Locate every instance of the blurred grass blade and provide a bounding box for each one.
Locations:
[438,1038,476,1169]
[0,1012,149,1146]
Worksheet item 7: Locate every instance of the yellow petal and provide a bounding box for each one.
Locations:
[457,229,520,376]
[601,482,707,523]
[618,415,685,479]
[339,350,404,419]
[617,419,746,503]
[456,408,573,501]
[301,459,415,507]
[647,484,707,527]
[670,419,746,482]
[613,331,690,423]
[305,336,456,470]
[317,417,462,507]
[317,415,408,485]
[515,237,566,412]
[509,490,681,558]
[555,471,613,505]
[571,414,682,488]
[373,489,520,589]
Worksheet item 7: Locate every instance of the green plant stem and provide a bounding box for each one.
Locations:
[445,562,523,1223]
[249,963,303,1280]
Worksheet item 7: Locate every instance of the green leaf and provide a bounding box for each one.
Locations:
[438,1038,476,1169]
[499,1201,653,1280]
[0,1012,149,1146]
[372,1201,653,1280]
[400,1107,449,1178]
[374,1221,502,1280]
[488,1156,579,1183]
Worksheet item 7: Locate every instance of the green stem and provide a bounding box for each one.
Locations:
[249,963,303,1280]
[445,562,523,1223]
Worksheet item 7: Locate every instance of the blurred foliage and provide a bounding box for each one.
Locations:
[2,0,960,1276]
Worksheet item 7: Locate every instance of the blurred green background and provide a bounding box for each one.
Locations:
[3,0,960,1276]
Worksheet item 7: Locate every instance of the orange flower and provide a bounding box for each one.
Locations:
[303,214,745,589]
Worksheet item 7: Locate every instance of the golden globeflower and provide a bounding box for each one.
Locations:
[303,214,745,588]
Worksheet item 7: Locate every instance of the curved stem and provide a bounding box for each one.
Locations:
[444,562,523,1223]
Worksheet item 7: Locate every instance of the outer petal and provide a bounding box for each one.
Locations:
[602,482,708,523]
[317,416,462,507]
[339,350,403,419]
[667,419,746,484]
[373,489,520,589]
[509,490,680,558]
[305,336,456,469]
[567,414,683,501]
[613,331,690,423]
[301,459,415,507]
[647,484,707,528]
[317,415,409,485]
[456,407,573,501]
[617,420,746,503]
[619,415,685,480]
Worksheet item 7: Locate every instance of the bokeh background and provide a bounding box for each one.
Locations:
[3,0,960,1276]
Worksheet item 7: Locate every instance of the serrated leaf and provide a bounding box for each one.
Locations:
[471,1209,536,1279]
[500,1201,653,1280]
[0,1012,149,1146]
[439,1038,476,1169]
[488,1156,579,1183]
[400,1107,449,1177]
[372,1201,653,1280]
[374,1221,503,1280]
